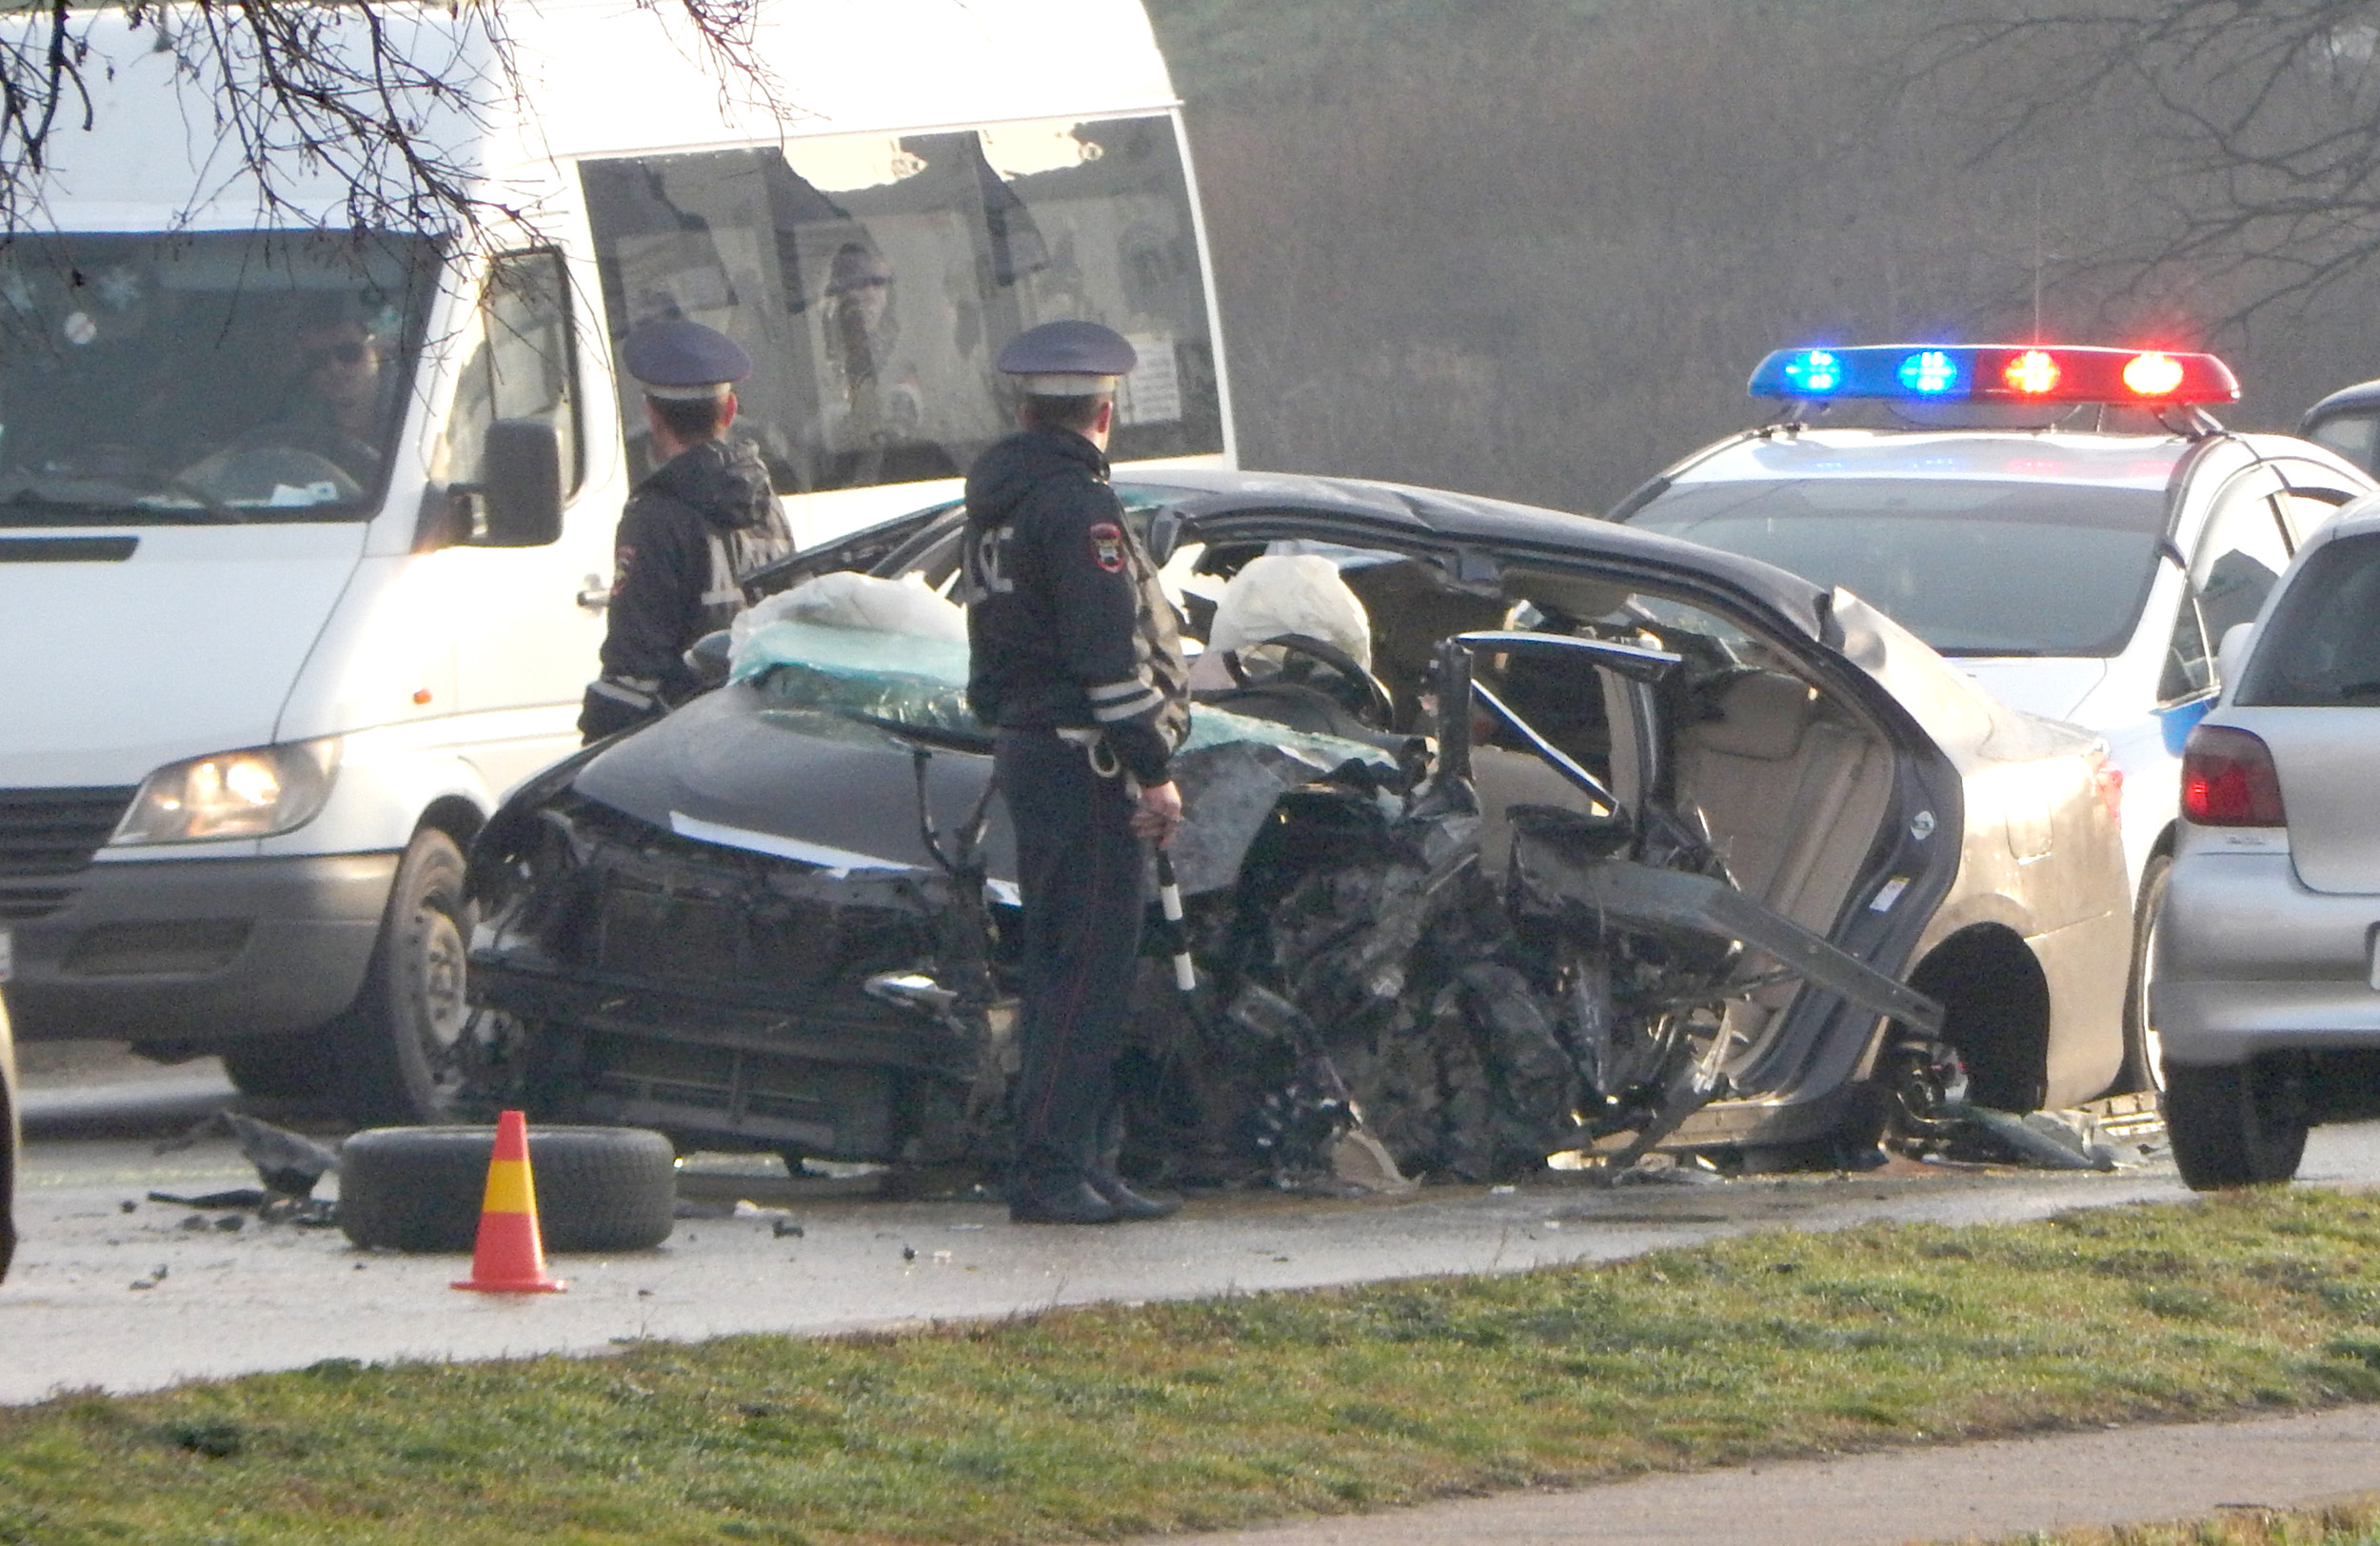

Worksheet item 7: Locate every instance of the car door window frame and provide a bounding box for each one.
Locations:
[432,248,585,547]
[2187,469,2296,684]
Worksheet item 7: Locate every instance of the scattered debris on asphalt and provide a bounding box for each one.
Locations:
[155,1111,340,1198]
[149,1187,268,1210]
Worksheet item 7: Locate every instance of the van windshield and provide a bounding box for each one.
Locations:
[0,232,436,527]
[1627,477,2169,656]
[584,113,1225,493]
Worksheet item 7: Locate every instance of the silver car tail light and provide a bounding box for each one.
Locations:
[2182,724,2287,826]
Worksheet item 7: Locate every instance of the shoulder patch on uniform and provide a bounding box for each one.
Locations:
[1088,521,1125,573]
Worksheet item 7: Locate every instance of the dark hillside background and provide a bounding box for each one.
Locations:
[1148,0,2380,511]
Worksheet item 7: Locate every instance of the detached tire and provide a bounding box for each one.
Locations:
[339,1124,676,1253]
[2165,1061,2308,1190]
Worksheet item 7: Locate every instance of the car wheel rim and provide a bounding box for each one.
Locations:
[2139,898,2165,1094]
[410,905,469,1088]
[2142,865,2180,1094]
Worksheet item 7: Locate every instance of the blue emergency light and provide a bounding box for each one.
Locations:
[1749,345,2239,406]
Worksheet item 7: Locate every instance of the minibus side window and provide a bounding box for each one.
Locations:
[582,114,1224,497]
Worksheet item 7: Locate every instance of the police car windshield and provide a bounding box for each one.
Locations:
[1628,477,2166,657]
[0,232,436,527]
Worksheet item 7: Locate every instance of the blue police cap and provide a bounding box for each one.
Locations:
[624,318,751,400]
[996,320,1137,394]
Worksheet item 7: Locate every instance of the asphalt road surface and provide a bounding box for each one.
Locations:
[9,1044,2380,1406]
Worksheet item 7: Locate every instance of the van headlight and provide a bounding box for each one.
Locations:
[111,739,342,843]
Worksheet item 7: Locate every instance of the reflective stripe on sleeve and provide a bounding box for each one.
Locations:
[1090,687,1166,723]
[587,678,659,710]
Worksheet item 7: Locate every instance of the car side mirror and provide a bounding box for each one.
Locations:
[2215,622,2256,693]
[474,419,565,547]
[684,629,734,690]
[1145,508,1192,567]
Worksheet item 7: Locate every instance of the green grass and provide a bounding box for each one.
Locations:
[9,1190,2380,1545]
[1980,1494,2380,1544]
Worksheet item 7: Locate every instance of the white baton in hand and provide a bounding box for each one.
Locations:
[1123,763,1197,993]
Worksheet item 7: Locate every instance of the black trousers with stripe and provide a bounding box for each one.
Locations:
[994,728,1148,1182]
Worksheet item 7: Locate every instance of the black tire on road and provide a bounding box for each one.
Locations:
[2164,1060,2309,1190]
[2115,852,2172,1097]
[338,1124,677,1253]
[333,828,474,1127]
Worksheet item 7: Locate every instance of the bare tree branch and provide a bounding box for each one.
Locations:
[0,1,803,253]
[1914,0,2380,329]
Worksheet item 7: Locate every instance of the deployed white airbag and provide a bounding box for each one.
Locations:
[1190,553,1373,690]
[734,570,968,650]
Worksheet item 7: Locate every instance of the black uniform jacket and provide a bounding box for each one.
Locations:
[581,438,793,739]
[961,426,1189,785]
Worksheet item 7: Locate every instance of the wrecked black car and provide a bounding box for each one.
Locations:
[459,470,2135,1183]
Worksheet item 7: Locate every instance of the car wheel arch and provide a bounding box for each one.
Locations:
[1905,922,2053,1112]
[418,795,488,854]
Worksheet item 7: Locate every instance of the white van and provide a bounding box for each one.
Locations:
[0,0,1235,1121]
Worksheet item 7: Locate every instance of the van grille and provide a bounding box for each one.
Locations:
[0,787,137,920]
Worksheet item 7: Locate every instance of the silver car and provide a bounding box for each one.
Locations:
[2154,499,2380,1187]
[1,953,16,1282]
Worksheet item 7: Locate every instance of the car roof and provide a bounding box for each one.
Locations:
[1669,428,2192,489]
[2305,489,2380,546]
[2303,378,2380,425]
[1116,467,1835,641]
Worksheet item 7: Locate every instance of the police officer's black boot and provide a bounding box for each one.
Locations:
[1007,1150,1120,1225]
[1085,1107,1181,1222]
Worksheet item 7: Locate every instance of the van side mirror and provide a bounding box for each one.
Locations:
[2215,622,2257,693]
[476,419,565,547]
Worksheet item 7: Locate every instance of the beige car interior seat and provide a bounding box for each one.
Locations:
[1674,668,1892,932]
[1672,669,1896,1060]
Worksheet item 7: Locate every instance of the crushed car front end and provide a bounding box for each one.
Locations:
[464,470,2127,1181]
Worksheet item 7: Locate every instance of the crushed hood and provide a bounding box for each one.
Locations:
[575,685,1019,882]
[0,525,364,785]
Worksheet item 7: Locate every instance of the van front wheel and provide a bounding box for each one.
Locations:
[332,828,474,1126]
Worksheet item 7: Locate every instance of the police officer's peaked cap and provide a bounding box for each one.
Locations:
[624,318,751,401]
[996,319,1137,395]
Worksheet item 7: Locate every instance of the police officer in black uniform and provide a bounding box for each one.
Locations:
[579,319,795,743]
[962,320,1192,1225]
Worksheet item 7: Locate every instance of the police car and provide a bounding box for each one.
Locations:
[1616,345,2374,1096]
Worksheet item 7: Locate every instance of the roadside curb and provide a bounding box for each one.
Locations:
[1141,1404,2380,1546]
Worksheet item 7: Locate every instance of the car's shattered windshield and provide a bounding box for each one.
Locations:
[0,231,436,527]
[1629,477,2167,656]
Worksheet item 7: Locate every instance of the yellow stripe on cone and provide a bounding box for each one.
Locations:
[453,1110,565,1294]
[480,1158,535,1217]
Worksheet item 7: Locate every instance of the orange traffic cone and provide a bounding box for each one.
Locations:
[452,1110,565,1294]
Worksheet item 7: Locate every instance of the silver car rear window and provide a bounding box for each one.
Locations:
[2236,532,2380,706]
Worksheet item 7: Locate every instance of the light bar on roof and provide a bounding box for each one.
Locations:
[1749,345,2239,406]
